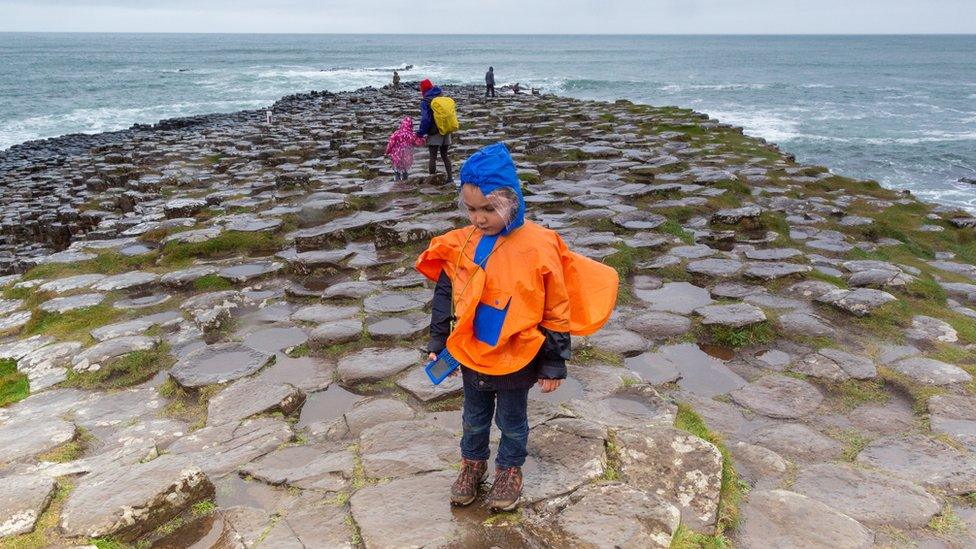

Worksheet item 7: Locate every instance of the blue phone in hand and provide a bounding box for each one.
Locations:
[425,349,462,385]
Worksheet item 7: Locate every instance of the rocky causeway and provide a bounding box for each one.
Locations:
[1,84,976,548]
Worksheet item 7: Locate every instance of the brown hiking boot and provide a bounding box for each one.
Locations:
[487,466,522,511]
[451,458,487,506]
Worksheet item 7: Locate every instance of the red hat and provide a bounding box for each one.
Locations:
[419,79,433,93]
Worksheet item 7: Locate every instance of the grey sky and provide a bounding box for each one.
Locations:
[2,0,974,34]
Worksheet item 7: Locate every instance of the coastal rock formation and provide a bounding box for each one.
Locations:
[1,84,975,547]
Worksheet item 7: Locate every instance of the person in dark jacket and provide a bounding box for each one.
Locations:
[485,67,495,98]
[392,70,400,91]
[415,79,453,183]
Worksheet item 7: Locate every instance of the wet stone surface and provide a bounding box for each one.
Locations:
[1,84,974,547]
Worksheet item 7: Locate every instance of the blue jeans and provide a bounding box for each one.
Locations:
[460,379,529,468]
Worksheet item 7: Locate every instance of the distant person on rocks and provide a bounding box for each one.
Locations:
[512,82,520,95]
[416,79,458,184]
[415,143,618,512]
[485,66,495,97]
[385,116,423,181]
[392,70,400,91]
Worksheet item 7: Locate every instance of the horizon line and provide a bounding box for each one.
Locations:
[2,31,975,36]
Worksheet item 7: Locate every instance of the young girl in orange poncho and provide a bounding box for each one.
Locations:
[415,143,618,512]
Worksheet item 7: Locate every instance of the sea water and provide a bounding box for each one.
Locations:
[1,33,974,209]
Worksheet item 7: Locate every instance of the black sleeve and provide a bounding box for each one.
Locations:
[427,270,453,354]
[537,327,571,379]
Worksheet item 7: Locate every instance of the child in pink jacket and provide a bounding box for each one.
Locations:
[385,116,424,181]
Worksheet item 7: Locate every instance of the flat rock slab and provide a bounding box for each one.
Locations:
[686,258,743,278]
[396,365,463,402]
[170,342,273,388]
[365,311,428,340]
[59,455,214,541]
[582,328,649,356]
[523,419,607,505]
[729,441,789,490]
[363,289,430,314]
[259,493,354,547]
[731,374,823,419]
[359,419,457,478]
[616,426,722,531]
[72,335,158,371]
[889,357,972,386]
[39,292,106,313]
[736,490,873,549]
[90,311,182,342]
[928,394,976,451]
[0,474,58,538]
[0,415,76,463]
[776,311,836,338]
[793,463,940,528]
[308,319,363,346]
[531,482,680,549]
[635,282,713,315]
[166,417,292,478]
[314,397,416,440]
[219,262,284,283]
[337,347,419,383]
[744,262,812,280]
[816,288,896,317]
[38,273,106,293]
[624,311,692,339]
[694,302,766,328]
[206,377,305,426]
[239,444,354,491]
[748,423,843,463]
[291,304,360,324]
[160,266,220,287]
[625,343,746,397]
[0,310,32,334]
[857,434,976,494]
[350,471,459,549]
[90,271,159,291]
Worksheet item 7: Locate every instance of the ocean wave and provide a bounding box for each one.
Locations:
[0,99,271,150]
[704,109,802,143]
[802,84,835,89]
[659,83,769,92]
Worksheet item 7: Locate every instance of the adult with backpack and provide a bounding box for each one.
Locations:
[416,79,459,184]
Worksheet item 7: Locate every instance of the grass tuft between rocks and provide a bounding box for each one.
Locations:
[674,403,744,539]
[160,231,284,267]
[62,343,175,391]
[0,478,73,549]
[0,358,29,407]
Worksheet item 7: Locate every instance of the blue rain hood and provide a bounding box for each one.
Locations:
[459,143,525,236]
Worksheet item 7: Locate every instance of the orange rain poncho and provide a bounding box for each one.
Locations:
[416,220,619,376]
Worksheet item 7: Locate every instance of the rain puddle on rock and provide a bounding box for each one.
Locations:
[213,474,295,510]
[449,469,538,549]
[297,385,363,429]
[255,355,333,393]
[699,344,735,361]
[242,326,309,354]
[603,396,662,421]
[531,376,584,405]
[625,343,746,397]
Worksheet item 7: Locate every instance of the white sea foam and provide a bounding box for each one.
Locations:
[0,99,271,150]
[704,109,802,143]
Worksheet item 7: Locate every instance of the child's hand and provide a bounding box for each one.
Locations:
[537,378,562,393]
[428,352,437,362]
